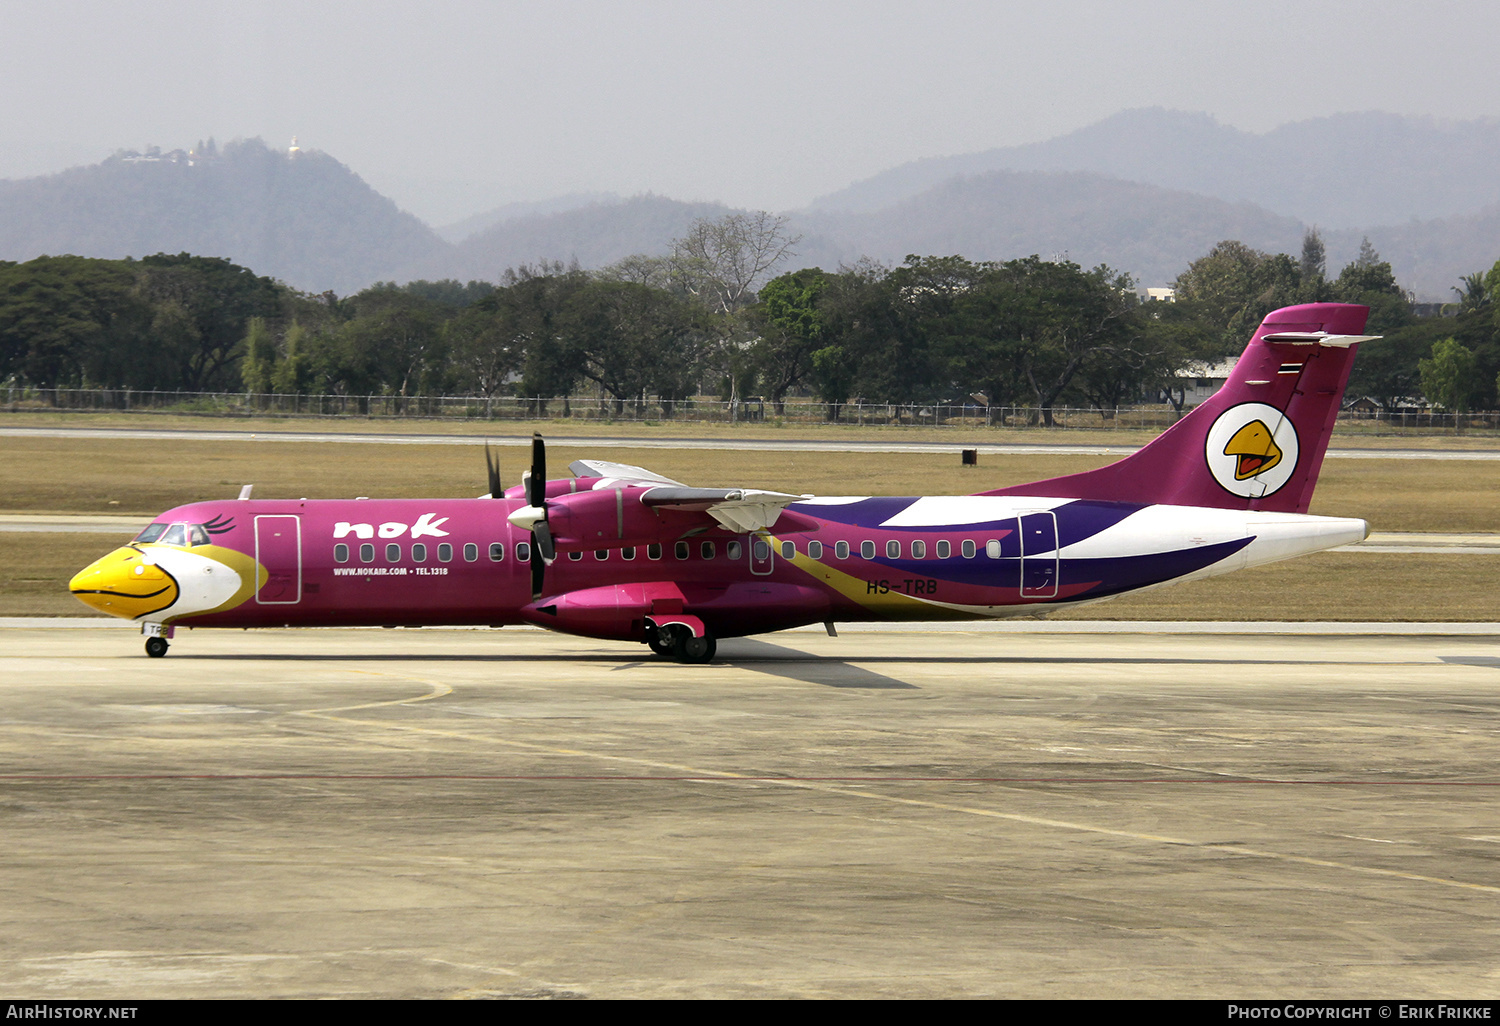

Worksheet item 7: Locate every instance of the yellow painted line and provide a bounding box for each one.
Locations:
[297,668,1500,898]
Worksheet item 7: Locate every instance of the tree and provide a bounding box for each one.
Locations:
[671,212,801,411]
[1299,228,1326,284]
[671,212,801,317]
[563,279,703,417]
[1419,337,1478,414]
[1331,239,1411,335]
[239,317,277,394]
[751,268,827,415]
[1172,240,1300,350]
[135,253,283,391]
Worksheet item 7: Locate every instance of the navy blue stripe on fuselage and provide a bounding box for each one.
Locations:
[864,537,1250,596]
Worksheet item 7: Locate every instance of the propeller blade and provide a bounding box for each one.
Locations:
[485,443,502,498]
[528,433,546,507]
[526,433,551,600]
[531,548,545,600]
[533,521,556,563]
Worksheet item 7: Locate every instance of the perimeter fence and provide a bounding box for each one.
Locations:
[5,386,1499,434]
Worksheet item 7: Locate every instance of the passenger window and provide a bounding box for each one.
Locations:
[781,541,795,558]
[912,540,926,559]
[622,547,636,560]
[936,540,951,559]
[516,542,531,562]
[386,543,401,562]
[360,543,375,563]
[986,539,1001,559]
[334,543,349,563]
[464,543,479,562]
[700,541,715,559]
[835,540,850,559]
[412,543,427,562]
[807,540,823,559]
[674,541,689,560]
[886,540,900,558]
[753,539,770,560]
[647,543,662,560]
[438,543,453,562]
[961,540,976,558]
[595,550,609,560]
[860,540,876,559]
[488,543,504,562]
[569,551,583,561]
[726,541,742,560]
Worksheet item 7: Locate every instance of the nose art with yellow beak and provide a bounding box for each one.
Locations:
[69,547,179,619]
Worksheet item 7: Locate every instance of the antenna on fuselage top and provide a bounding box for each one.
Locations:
[237,484,253,500]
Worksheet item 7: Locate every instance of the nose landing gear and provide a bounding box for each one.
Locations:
[142,623,174,658]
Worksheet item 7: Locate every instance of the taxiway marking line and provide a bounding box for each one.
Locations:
[290,671,1500,899]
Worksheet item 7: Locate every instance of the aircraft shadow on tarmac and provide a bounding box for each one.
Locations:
[1439,655,1500,670]
[169,637,1432,690]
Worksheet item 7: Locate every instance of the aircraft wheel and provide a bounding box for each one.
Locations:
[646,629,673,657]
[144,637,169,658]
[674,634,716,664]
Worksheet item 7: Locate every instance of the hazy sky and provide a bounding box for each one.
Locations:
[3,0,1498,224]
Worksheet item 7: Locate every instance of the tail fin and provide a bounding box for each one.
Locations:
[984,303,1375,513]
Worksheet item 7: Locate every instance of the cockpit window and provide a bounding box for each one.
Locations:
[136,522,211,547]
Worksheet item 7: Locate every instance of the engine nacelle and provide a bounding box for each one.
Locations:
[544,486,702,551]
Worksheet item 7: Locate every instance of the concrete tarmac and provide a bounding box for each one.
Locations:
[3,624,1500,999]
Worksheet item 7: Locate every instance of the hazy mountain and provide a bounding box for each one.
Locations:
[811,108,1500,229]
[794,170,1307,288]
[3,120,1493,301]
[0,138,448,294]
[434,192,622,244]
[405,194,733,282]
[1332,205,1500,302]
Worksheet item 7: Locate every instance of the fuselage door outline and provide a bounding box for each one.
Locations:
[254,514,302,605]
[1019,510,1058,599]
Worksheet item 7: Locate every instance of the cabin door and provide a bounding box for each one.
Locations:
[254,515,302,604]
[1019,511,1058,599]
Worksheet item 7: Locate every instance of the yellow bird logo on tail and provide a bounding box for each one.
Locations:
[1224,420,1283,480]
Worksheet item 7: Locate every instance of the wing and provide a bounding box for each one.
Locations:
[569,459,686,487]
[567,460,809,534]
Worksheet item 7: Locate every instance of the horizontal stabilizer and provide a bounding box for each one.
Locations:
[1261,331,1381,347]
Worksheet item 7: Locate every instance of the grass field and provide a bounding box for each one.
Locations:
[3,435,1498,531]
[2,430,1496,621]
[7,408,1500,449]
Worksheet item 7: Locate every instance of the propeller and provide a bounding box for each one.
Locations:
[506,433,555,600]
[484,442,502,498]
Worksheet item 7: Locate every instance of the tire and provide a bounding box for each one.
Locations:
[144,637,169,658]
[675,634,716,664]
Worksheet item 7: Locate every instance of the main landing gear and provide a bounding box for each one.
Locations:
[646,624,717,664]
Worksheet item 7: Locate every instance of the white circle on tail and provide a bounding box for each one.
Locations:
[1204,402,1300,499]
